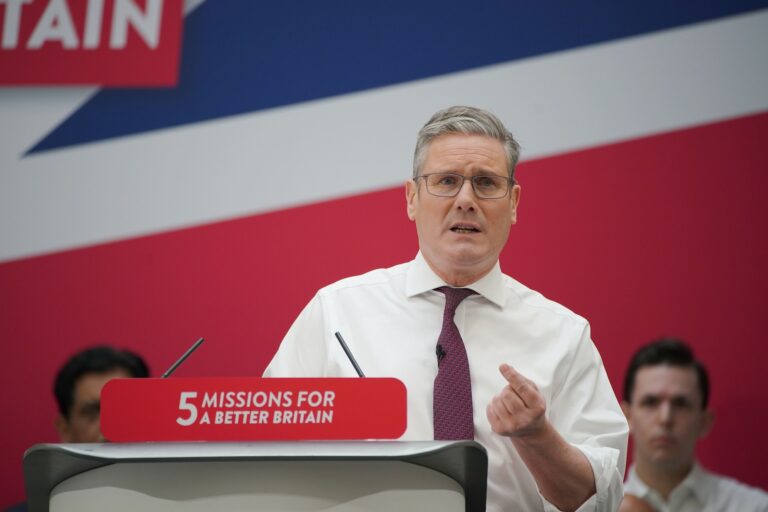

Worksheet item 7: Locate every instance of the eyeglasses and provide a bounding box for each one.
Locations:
[415,172,515,199]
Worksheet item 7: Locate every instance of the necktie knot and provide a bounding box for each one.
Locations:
[436,286,476,314]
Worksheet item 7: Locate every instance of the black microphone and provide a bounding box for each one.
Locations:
[334,331,365,377]
[436,344,446,364]
[162,337,205,378]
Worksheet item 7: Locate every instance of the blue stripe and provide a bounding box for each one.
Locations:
[29,0,768,153]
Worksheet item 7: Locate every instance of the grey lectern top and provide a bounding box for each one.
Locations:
[24,441,487,512]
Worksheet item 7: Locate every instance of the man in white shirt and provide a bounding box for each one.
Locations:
[620,338,768,512]
[265,106,628,511]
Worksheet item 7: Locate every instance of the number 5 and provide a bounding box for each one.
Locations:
[176,392,198,426]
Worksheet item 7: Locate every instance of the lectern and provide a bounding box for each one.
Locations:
[24,440,487,512]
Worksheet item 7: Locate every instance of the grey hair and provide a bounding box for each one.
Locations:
[412,106,521,179]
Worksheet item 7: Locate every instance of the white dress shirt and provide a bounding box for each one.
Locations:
[264,252,628,511]
[624,463,768,512]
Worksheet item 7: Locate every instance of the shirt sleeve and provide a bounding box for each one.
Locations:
[263,294,330,377]
[541,322,629,512]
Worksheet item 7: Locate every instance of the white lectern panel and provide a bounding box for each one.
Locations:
[50,460,465,512]
[25,442,488,511]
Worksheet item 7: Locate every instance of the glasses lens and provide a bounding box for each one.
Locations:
[472,175,509,198]
[425,173,462,196]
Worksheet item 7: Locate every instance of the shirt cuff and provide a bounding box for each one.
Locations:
[539,444,623,512]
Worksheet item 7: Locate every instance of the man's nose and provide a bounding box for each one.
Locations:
[454,178,477,208]
[658,402,674,425]
[96,418,108,442]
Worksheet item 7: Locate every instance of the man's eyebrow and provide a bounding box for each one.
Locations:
[472,169,507,176]
[638,392,692,401]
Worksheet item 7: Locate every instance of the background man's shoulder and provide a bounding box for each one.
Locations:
[709,471,768,509]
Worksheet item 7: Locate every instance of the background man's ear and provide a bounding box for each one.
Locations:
[698,409,714,438]
[620,401,631,421]
[55,415,72,442]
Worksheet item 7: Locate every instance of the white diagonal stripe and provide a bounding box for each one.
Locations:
[0,9,766,262]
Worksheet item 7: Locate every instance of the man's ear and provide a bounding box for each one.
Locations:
[405,179,418,221]
[698,409,714,439]
[509,183,521,225]
[55,415,72,442]
[620,401,632,423]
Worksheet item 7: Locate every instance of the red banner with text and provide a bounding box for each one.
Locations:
[101,377,408,441]
[0,0,184,85]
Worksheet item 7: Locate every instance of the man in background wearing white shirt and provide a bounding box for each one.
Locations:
[620,338,768,511]
[265,106,628,511]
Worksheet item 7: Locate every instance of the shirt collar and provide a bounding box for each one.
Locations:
[625,462,710,506]
[624,464,653,500]
[674,462,711,504]
[405,251,506,307]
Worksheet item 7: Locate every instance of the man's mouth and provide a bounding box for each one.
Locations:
[450,223,481,234]
[651,435,675,447]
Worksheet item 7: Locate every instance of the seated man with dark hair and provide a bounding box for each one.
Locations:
[53,345,149,442]
[5,346,149,512]
[619,338,767,511]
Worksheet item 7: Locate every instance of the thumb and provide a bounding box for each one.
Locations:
[499,363,516,382]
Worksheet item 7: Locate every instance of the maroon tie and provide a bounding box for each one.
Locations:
[433,286,476,440]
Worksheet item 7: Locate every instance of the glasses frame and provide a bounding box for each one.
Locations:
[415,172,516,199]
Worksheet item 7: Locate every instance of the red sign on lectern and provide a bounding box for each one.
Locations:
[101,377,407,441]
